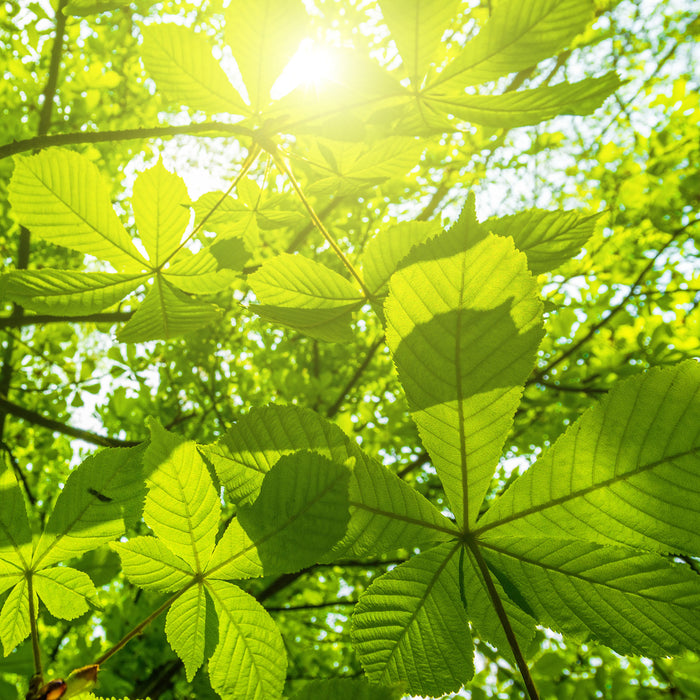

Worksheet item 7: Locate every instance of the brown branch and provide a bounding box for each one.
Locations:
[0,396,139,448]
[0,122,254,161]
[0,311,133,330]
[325,335,384,418]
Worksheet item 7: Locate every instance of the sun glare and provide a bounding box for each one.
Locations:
[271,38,339,99]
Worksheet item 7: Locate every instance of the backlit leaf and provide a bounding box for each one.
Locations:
[166,584,208,681]
[33,566,97,620]
[386,226,543,527]
[111,536,193,591]
[8,149,147,272]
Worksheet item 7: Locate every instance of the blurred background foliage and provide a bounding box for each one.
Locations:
[0,0,699,698]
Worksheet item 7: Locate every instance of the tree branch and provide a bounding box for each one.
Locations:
[0,396,139,448]
[0,122,254,161]
[0,311,133,330]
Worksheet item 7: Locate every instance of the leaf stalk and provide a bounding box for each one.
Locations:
[466,541,540,700]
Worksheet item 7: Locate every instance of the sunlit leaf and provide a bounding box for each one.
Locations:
[111,536,193,591]
[0,270,146,315]
[33,566,97,620]
[116,276,221,343]
[143,420,220,573]
[8,149,147,272]
[386,224,543,527]
[141,23,248,114]
[351,542,473,696]
[0,579,31,656]
[165,584,208,681]
[32,446,145,570]
[477,362,700,557]
[206,580,286,700]
[132,159,190,267]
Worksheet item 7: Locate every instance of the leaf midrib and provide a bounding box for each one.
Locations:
[473,446,700,536]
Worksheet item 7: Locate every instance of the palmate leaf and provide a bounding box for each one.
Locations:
[475,361,700,556]
[110,536,193,591]
[351,542,472,697]
[206,580,286,700]
[200,405,458,559]
[224,0,307,112]
[8,149,147,272]
[361,220,441,297]
[429,0,593,91]
[165,584,209,681]
[33,566,97,620]
[249,253,363,309]
[386,226,544,527]
[116,276,222,343]
[307,138,424,196]
[379,0,462,87]
[0,560,22,597]
[0,579,32,656]
[32,446,145,570]
[142,420,220,573]
[0,270,147,315]
[141,23,249,115]
[484,209,601,275]
[163,249,236,295]
[252,305,356,343]
[0,460,33,566]
[480,537,700,657]
[429,73,621,129]
[132,158,190,267]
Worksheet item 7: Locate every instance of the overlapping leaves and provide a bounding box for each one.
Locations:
[111,419,352,700]
[344,206,700,697]
[4,150,237,342]
[0,447,144,655]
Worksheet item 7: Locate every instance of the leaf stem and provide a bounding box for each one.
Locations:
[466,540,540,700]
[161,143,262,267]
[269,148,373,299]
[27,574,43,680]
[93,585,192,667]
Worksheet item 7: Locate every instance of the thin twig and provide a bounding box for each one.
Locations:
[326,335,384,418]
[0,311,133,330]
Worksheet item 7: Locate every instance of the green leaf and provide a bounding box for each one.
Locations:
[251,304,356,343]
[0,579,31,655]
[361,220,441,296]
[205,519,263,581]
[143,420,220,573]
[141,23,248,114]
[116,276,221,343]
[32,446,145,570]
[379,0,461,86]
[429,73,621,128]
[307,138,424,196]
[224,0,307,111]
[132,159,190,267]
[163,250,236,295]
[476,362,700,557]
[193,191,258,243]
[8,149,147,272]
[0,461,33,566]
[351,542,473,696]
[485,209,602,274]
[111,536,193,591]
[0,270,146,315]
[236,451,350,575]
[200,405,455,558]
[165,584,208,681]
[249,253,363,309]
[386,228,544,527]
[33,566,97,620]
[290,678,404,700]
[430,0,593,90]
[459,547,536,665]
[0,560,22,597]
[206,580,286,700]
[480,537,700,656]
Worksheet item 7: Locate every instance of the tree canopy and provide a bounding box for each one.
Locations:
[0,1,699,699]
